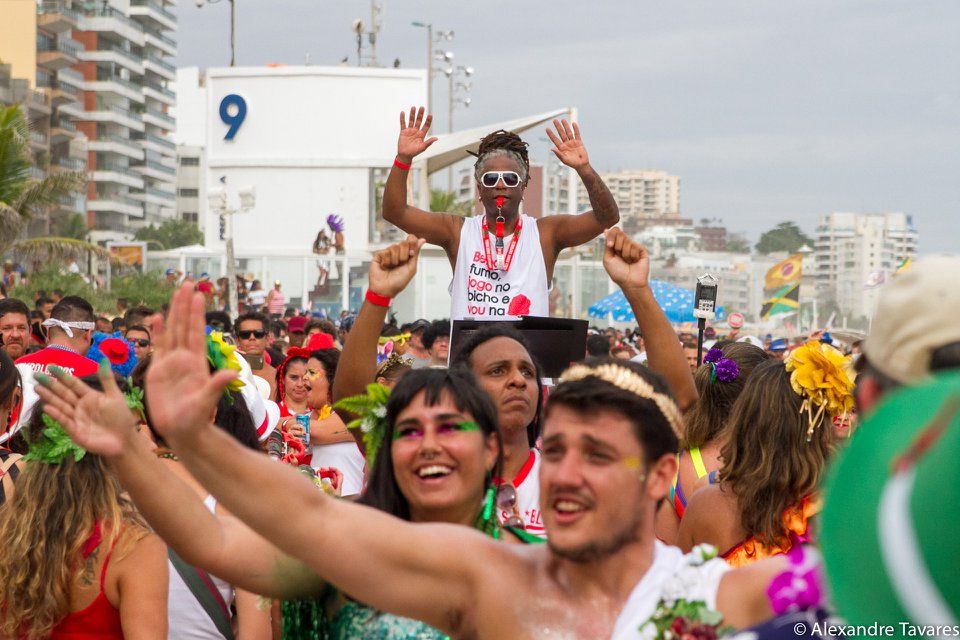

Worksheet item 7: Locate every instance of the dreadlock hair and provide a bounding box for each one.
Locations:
[0,374,148,640]
[473,129,530,182]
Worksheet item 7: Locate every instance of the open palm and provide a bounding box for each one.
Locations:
[397,106,438,160]
[546,119,590,170]
[144,284,238,444]
[36,365,138,459]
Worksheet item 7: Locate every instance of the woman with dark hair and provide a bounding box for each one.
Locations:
[0,373,168,638]
[275,348,310,417]
[0,349,25,504]
[656,342,772,544]
[677,344,853,566]
[38,340,535,638]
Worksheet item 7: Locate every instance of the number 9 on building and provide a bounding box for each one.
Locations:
[219,94,247,140]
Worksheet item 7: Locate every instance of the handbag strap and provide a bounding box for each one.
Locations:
[168,548,235,640]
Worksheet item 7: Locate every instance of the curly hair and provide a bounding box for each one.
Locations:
[682,342,772,449]
[720,359,837,548]
[473,129,530,182]
[0,375,148,639]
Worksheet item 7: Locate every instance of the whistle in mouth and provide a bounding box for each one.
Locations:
[495,196,505,210]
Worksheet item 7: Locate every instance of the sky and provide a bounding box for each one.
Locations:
[176,0,960,253]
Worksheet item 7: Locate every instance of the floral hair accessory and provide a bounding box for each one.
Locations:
[124,381,145,421]
[703,347,740,384]
[785,341,856,440]
[206,331,245,394]
[87,332,138,377]
[334,382,390,468]
[24,414,86,464]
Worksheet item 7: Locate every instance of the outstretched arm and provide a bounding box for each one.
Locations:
[36,368,326,601]
[145,284,497,632]
[382,106,462,252]
[333,236,424,437]
[541,119,619,253]
[602,228,698,411]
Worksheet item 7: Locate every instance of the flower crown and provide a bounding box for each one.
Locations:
[334,383,390,468]
[206,330,245,394]
[560,363,684,436]
[24,414,86,464]
[784,341,856,440]
[703,347,740,384]
[87,332,138,378]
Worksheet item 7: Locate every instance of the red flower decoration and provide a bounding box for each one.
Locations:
[100,338,130,365]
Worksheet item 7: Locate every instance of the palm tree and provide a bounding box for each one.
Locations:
[430,188,475,217]
[0,104,85,247]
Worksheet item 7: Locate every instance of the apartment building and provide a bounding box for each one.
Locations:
[814,212,918,321]
[0,1,88,236]
[577,169,680,229]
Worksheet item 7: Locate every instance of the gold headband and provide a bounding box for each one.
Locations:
[559,363,684,436]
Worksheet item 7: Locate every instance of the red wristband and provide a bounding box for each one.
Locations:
[365,290,392,308]
[393,157,412,171]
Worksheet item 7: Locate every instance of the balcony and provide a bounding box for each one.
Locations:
[25,89,52,116]
[142,108,175,130]
[57,100,85,119]
[82,105,145,132]
[88,194,143,218]
[79,7,145,46]
[130,186,176,206]
[143,54,176,81]
[38,2,80,32]
[79,45,145,74]
[50,119,77,143]
[130,0,178,31]
[142,80,175,105]
[58,194,86,215]
[46,79,80,106]
[57,67,85,89]
[37,38,81,70]
[144,29,177,56]
[92,163,145,189]
[132,132,176,155]
[132,159,176,181]
[87,134,145,160]
[51,155,86,172]
[87,72,145,103]
[29,131,48,151]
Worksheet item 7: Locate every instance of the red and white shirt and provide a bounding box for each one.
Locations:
[496,449,545,538]
[16,346,98,377]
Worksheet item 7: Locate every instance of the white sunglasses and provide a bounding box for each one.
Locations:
[480,171,522,188]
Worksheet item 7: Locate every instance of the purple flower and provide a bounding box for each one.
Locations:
[766,546,824,615]
[703,347,724,364]
[713,358,740,383]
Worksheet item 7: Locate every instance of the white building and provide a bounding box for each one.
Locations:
[165,64,573,317]
[635,223,699,258]
[814,212,918,322]
[578,169,680,225]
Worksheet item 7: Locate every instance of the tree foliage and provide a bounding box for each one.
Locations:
[12,266,175,314]
[55,213,89,240]
[754,221,812,255]
[133,218,204,250]
[725,233,751,253]
[429,189,474,217]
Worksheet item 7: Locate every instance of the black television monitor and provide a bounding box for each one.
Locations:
[450,316,588,379]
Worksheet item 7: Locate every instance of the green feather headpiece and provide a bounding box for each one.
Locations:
[23,414,86,464]
[334,383,390,468]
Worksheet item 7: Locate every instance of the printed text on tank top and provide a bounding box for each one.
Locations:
[482,215,523,272]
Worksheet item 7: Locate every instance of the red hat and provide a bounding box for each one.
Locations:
[306,332,335,351]
[287,316,307,333]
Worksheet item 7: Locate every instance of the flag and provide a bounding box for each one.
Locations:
[895,256,913,275]
[761,283,800,319]
[765,254,803,290]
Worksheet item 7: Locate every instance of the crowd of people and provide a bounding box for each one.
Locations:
[0,108,954,639]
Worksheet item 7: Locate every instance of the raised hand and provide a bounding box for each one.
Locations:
[35,363,139,459]
[603,227,650,293]
[545,119,590,171]
[144,283,238,445]
[396,106,438,162]
[368,235,426,299]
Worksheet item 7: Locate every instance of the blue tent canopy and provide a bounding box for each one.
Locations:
[588,280,725,324]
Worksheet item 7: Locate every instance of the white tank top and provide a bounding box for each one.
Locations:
[311,441,366,497]
[497,449,546,538]
[449,214,549,321]
[167,495,236,640]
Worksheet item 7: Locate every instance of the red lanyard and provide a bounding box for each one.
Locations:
[481,215,522,272]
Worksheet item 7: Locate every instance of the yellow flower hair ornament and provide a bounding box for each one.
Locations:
[206,330,245,394]
[784,341,856,440]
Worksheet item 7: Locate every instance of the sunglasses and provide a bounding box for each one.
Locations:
[130,339,150,348]
[480,171,522,189]
[496,483,525,529]
[238,330,267,339]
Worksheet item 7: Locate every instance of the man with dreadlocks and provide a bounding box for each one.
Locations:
[383,106,619,320]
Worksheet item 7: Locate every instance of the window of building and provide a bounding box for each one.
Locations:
[180,156,200,166]
[182,212,198,223]
[178,188,199,197]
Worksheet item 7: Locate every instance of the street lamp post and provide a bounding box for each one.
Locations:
[208,182,255,314]
[411,22,453,127]
[445,65,473,190]
[196,0,237,67]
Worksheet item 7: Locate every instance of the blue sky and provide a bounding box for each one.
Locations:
[176,0,959,252]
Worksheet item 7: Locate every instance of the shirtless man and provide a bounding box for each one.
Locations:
[383,106,620,320]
